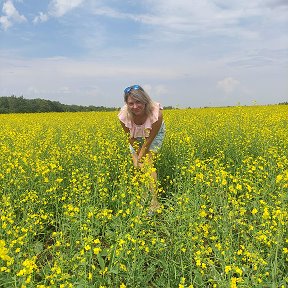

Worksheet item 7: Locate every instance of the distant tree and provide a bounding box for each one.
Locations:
[0,97,9,113]
[163,106,175,110]
[0,95,118,114]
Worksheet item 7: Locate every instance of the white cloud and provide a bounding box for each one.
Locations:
[0,15,10,30]
[117,0,288,43]
[33,12,49,24]
[153,85,169,97]
[0,0,26,30]
[48,0,85,17]
[33,0,85,24]
[264,0,288,8]
[217,77,240,94]
[91,6,127,19]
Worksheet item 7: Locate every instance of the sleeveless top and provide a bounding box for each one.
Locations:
[118,102,162,138]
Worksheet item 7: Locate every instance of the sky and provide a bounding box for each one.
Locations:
[0,0,287,108]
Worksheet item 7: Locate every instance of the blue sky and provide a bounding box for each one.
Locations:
[0,0,287,108]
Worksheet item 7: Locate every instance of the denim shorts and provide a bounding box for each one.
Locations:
[129,122,166,154]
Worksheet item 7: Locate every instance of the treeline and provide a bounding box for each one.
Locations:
[0,96,118,114]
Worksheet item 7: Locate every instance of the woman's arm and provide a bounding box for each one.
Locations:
[120,121,135,146]
[138,110,163,161]
[120,121,136,153]
[120,121,138,167]
[120,120,130,134]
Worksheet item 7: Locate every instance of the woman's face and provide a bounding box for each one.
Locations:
[127,95,146,116]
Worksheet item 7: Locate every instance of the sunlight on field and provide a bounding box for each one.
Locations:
[0,105,287,287]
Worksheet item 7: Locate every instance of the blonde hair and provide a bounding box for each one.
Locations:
[124,86,155,117]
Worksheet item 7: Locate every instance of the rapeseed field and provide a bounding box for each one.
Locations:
[0,105,287,288]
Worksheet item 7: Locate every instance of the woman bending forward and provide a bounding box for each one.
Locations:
[118,85,166,213]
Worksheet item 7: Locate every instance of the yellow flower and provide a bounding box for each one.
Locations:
[94,238,101,244]
[251,208,258,215]
[180,277,186,284]
[25,275,32,284]
[230,277,238,288]
[17,257,37,276]
[0,240,13,262]
[262,208,270,219]
[93,247,101,255]
[84,244,91,251]
[199,210,207,217]
[234,267,243,276]
[225,265,232,274]
[276,174,283,183]
[120,263,127,271]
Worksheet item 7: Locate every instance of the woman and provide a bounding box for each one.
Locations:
[118,84,165,214]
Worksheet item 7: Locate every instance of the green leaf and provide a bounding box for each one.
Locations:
[97,254,105,270]
[34,241,44,254]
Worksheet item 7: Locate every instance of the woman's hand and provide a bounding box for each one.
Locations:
[132,153,144,169]
[137,159,144,169]
[132,153,138,168]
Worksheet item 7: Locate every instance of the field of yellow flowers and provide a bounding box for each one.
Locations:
[0,105,287,288]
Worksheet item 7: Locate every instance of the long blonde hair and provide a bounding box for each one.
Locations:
[124,86,155,117]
